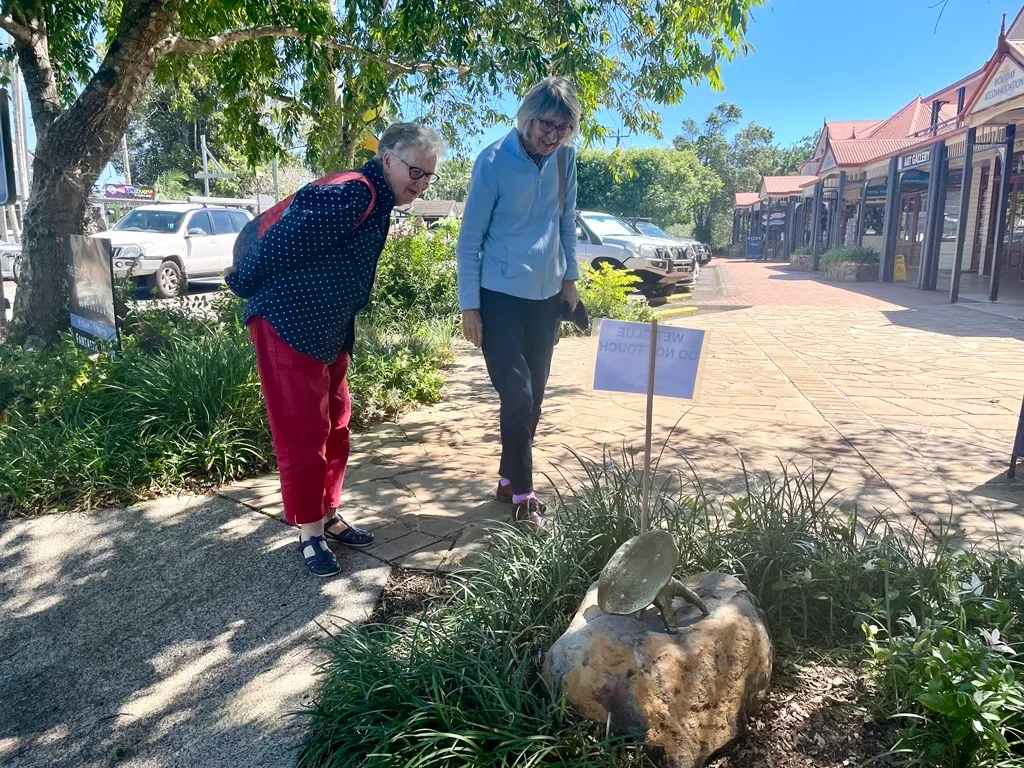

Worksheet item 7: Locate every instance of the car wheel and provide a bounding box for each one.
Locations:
[642,284,676,299]
[11,254,21,284]
[155,260,184,299]
[593,257,624,271]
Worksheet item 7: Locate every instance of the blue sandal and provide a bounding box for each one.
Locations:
[323,516,374,548]
[299,534,341,577]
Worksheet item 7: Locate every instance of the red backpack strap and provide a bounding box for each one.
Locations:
[256,171,376,237]
[312,170,376,228]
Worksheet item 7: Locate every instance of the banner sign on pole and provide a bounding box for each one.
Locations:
[592,318,706,533]
[68,235,118,350]
[593,319,705,399]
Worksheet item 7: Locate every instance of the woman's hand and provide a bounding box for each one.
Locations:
[462,309,483,348]
[561,279,580,311]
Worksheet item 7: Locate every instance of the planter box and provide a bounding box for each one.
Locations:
[823,262,878,282]
[789,253,813,272]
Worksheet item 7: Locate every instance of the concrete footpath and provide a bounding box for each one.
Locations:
[0,495,389,767]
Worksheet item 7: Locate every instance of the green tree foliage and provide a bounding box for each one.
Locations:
[3,0,761,341]
[576,147,720,231]
[673,102,814,247]
[421,158,472,202]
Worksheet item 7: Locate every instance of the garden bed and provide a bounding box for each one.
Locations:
[300,451,1024,768]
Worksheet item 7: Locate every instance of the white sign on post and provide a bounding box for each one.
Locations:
[592,318,706,534]
[593,319,705,399]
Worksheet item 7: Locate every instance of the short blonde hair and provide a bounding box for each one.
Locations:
[515,77,581,142]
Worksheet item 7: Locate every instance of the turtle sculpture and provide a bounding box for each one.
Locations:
[597,529,709,633]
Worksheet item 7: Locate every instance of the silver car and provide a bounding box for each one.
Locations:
[0,242,21,282]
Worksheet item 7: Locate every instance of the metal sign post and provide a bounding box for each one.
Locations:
[640,318,658,534]
[1011,395,1024,480]
[593,318,706,535]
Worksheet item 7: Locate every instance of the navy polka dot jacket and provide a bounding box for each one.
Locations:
[228,160,396,363]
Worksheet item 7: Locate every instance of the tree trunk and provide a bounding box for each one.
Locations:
[8,160,89,343]
[8,0,180,344]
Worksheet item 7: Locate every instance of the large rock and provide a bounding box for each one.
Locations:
[545,572,771,768]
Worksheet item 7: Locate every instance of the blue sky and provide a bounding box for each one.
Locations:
[82,0,1020,182]
[470,0,1021,155]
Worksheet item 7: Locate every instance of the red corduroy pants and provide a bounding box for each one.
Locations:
[248,316,351,525]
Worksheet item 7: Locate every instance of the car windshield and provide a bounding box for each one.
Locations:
[582,213,638,238]
[633,221,670,238]
[113,210,185,233]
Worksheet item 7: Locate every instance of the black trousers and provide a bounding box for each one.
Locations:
[479,287,562,495]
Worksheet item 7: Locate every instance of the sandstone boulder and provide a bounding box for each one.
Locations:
[545,572,771,768]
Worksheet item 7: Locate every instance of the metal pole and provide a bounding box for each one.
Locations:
[880,156,900,282]
[832,171,847,247]
[922,142,948,291]
[200,134,210,197]
[811,181,823,269]
[951,127,976,303]
[272,155,280,203]
[856,179,869,247]
[783,197,795,259]
[640,317,658,534]
[990,124,1016,302]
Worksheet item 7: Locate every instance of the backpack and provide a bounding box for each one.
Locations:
[227,170,376,297]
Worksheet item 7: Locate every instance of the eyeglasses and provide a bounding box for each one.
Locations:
[535,118,574,139]
[395,156,439,184]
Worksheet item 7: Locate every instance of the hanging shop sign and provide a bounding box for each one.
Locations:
[900,149,932,172]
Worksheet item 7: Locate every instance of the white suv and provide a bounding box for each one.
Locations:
[93,204,253,298]
[575,210,692,299]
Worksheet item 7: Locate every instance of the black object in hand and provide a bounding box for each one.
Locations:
[560,299,589,331]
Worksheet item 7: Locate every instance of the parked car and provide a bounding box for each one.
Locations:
[0,241,21,282]
[575,211,691,298]
[92,203,253,298]
[625,218,701,288]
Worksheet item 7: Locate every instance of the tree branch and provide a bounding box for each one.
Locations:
[157,25,466,74]
[0,14,33,46]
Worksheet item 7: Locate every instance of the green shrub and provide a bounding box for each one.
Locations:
[0,292,455,517]
[573,262,653,331]
[792,246,813,256]
[367,220,459,323]
[820,245,879,266]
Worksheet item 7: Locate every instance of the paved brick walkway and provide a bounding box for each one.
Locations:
[223,260,1024,568]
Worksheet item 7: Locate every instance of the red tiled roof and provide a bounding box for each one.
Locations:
[829,138,922,167]
[867,98,934,139]
[734,192,760,207]
[761,175,819,196]
[923,67,986,106]
[825,120,882,140]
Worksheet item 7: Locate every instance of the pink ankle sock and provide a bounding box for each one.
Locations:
[499,477,511,487]
[512,491,536,505]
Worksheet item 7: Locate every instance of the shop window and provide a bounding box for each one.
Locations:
[863,204,885,235]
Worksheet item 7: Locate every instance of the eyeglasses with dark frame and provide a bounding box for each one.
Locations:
[394,156,440,184]
[535,118,574,139]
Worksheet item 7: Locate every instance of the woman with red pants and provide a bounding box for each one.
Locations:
[227,122,444,576]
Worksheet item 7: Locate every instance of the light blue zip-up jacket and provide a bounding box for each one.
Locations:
[456,129,578,311]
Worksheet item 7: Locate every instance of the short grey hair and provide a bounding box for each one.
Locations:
[377,122,445,160]
[515,77,581,141]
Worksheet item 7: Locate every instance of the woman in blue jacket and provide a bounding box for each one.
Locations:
[456,77,581,530]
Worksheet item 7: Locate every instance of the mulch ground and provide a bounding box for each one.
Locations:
[709,651,899,768]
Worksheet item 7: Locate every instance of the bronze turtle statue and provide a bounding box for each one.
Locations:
[597,529,709,633]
